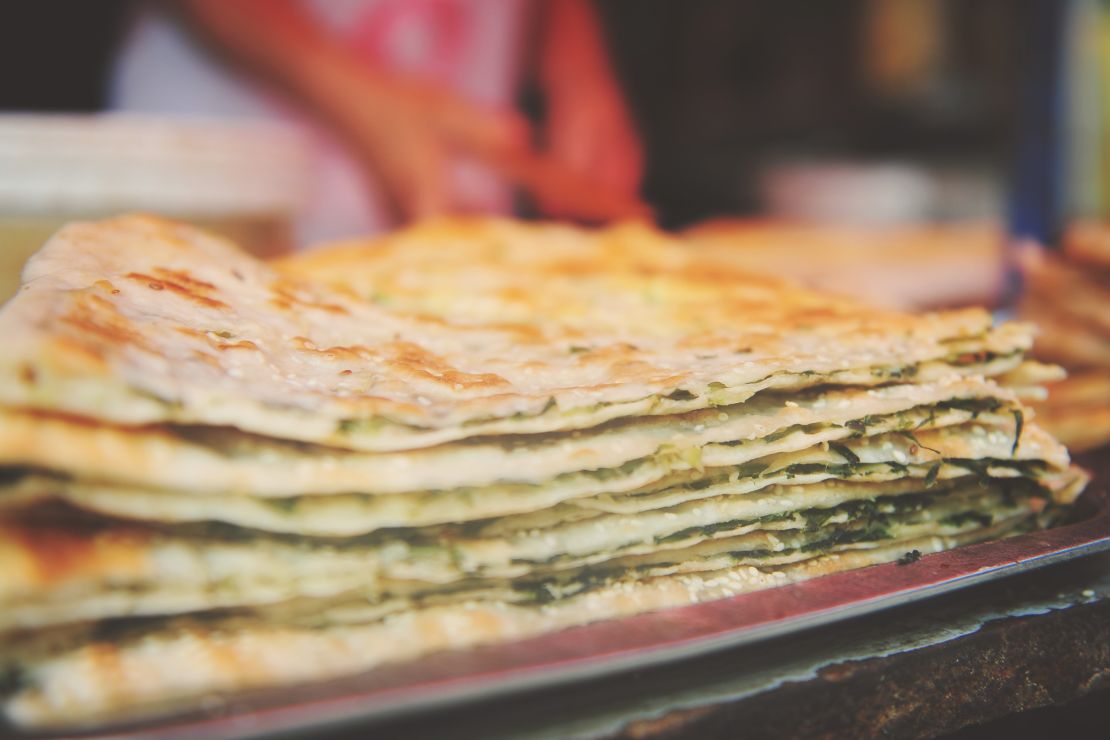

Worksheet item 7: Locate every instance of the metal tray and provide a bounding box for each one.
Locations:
[14,457,1110,739]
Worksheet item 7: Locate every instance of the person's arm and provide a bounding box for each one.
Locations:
[182,0,527,221]
[181,0,647,222]
[537,0,644,202]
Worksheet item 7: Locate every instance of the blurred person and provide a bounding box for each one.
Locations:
[111,0,644,244]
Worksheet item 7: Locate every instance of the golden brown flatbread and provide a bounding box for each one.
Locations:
[1019,224,1110,450]
[1032,371,1110,451]
[1,216,1028,452]
[0,519,1031,729]
[0,215,1088,729]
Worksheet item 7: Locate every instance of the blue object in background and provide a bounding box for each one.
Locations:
[1009,0,1070,248]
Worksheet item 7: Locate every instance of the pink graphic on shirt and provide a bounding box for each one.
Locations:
[346,0,473,87]
[340,0,522,215]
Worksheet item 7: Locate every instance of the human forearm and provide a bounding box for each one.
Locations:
[538,0,622,96]
[535,0,643,199]
[182,0,399,129]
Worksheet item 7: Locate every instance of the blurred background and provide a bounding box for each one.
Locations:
[0,0,1107,308]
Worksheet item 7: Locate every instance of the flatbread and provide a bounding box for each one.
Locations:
[1021,250,1110,336]
[1018,230,1109,449]
[0,481,1032,633]
[0,407,1050,536]
[0,215,1088,730]
[583,420,1072,512]
[1,520,1027,729]
[1,412,1078,633]
[280,218,865,330]
[1017,227,1109,449]
[0,216,1029,451]
[1019,305,1110,369]
[1033,370,1110,451]
[0,377,1019,498]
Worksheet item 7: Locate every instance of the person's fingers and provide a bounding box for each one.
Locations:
[448,104,532,159]
[325,75,514,223]
[541,81,644,198]
[513,147,649,221]
[590,98,644,197]
[546,101,591,173]
[346,75,645,222]
[352,114,450,224]
[404,82,531,158]
[599,126,644,197]
[494,109,532,154]
[404,135,449,221]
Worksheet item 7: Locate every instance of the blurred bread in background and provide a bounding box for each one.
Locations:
[683,219,1004,310]
[1020,221,1110,452]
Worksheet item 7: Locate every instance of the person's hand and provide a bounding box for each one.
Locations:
[535,0,645,217]
[181,0,533,222]
[347,76,647,223]
[183,0,644,224]
[540,77,644,214]
[336,78,531,221]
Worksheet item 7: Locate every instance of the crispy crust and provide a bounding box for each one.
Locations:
[0,480,1028,632]
[1033,371,1110,451]
[1018,228,1110,450]
[0,215,1021,452]
[0,377,1017,498]
[0,216,1088,729]
[1,521,1027,729]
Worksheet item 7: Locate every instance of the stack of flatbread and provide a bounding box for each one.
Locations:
[1019,221,1110,451]
[0,216,1087,729]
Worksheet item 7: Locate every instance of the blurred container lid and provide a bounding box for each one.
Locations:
[0,114,310,216]
[760,160,1002,224]
[683,218,1005,310]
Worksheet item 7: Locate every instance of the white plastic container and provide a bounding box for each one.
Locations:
[0,114,310,301]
